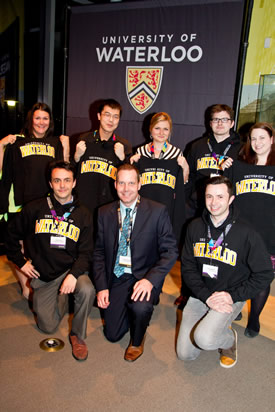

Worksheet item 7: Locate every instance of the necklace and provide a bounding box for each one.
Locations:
[149,141,168,159]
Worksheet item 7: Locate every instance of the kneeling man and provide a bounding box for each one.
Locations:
[6,161,95,361]
[93,164,178,361]
[177,175,273,368]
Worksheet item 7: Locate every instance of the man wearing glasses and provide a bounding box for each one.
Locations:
[186,104,242,215]
[74,99,132,217]
[175,104,242,310]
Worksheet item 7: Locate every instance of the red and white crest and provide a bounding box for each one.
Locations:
[126,67,163,114]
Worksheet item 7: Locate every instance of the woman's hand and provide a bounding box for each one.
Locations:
[0,134,17,146]
[59,135,70,162]
[177,154,190,184]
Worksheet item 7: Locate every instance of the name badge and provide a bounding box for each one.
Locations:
[202,264,218,279]
[119,255,132,267]
[50,235,66,249]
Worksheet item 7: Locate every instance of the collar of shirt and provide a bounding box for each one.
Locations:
[209,215,227,228]
[119,198,138,226]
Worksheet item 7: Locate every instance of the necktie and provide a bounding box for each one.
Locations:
[114,208,131,278]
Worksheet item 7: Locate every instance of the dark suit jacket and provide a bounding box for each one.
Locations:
[93,197,178,294]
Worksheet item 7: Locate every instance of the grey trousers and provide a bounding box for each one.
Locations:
[176,296,245,361]
[31,272,95,340]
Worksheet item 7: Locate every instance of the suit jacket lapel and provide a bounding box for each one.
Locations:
[131,198,146,242]
[110,202,119,241]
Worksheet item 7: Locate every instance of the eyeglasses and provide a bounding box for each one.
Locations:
[211,118,231,123]
[102,112,120,121]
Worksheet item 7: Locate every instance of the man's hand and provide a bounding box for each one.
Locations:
[206,291,233,313]
[74,141,87,162]
[221,157,234,171]
[60,274,77,295]
[97,289,110,309]
[20,261,40,278]
[131,279,153,302]
[130,153,141,164]
[114,142,125,161]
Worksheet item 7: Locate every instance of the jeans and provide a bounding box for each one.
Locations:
[176,296,244,360]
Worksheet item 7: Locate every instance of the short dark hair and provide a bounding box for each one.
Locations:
[205,175,233,197]
[48,160,76,181]
[116,163,140,182]
[98,99,122,117]
[21,102,54,138]
[210,104,234,121]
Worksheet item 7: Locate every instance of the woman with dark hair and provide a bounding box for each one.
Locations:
[130,112,189,244]
[1,102,69,298]
[223,122,275,337]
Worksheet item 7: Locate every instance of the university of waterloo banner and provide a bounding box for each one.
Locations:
[67,0,245,149]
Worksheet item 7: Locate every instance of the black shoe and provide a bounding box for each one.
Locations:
[244,328,259,338]
[235,312,242,321]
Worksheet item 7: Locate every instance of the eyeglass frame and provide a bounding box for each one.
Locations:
[211,117,232,124]
[102,111,120,121]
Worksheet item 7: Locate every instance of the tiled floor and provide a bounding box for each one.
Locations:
[1,255,274,341]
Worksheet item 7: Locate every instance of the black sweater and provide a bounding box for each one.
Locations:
[135,145,185,244]
[181,206,273,303]
[186,131,242,208]
[75,131,132,214]
[226,160,275,255]
[5,194,93,282]
[1,135,63,212]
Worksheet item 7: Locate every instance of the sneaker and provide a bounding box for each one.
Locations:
[219,328,237,368]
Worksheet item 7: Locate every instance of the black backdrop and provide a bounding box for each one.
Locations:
[67,0,245,151]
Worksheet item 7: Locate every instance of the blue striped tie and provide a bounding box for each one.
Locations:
[114,208,131,278]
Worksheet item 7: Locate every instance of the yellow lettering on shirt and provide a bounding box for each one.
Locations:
[197,156,221,171]
[193,242,237,266]
[80,160,117,180]
[236,178,275,196]
[140,171,176,189]
[35,219,80,242]
[20,144,55,158]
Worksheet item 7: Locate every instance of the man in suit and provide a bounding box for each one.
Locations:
[93,163,178,362]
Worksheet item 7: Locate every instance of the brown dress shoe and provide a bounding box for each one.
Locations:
[69,334,88,361]
[124,338,145,362]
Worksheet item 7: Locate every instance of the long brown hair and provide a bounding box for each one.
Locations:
[21,102,54,138]
[239,122,275,165]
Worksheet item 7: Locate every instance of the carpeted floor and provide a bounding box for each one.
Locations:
[1,268,275,412]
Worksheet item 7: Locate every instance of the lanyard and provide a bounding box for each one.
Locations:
[207,139,232,167]
[149,141,168,159]
[47,197,75,224]
[94,130,116,143]
[117,197,140,245]
[207,223,233,251]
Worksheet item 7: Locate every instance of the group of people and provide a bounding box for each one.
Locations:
[0,99,274,368]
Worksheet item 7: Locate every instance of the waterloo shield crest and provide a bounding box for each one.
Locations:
[126,67,163,114]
